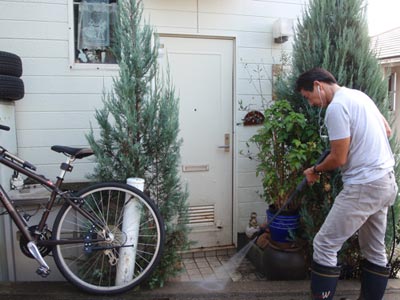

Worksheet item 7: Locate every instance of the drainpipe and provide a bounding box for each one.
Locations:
[115,177,144,285]
[0,101,18,281]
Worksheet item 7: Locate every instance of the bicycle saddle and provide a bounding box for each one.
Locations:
[51,145,94,159]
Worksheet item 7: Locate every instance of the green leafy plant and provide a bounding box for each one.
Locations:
[250,100,322,210]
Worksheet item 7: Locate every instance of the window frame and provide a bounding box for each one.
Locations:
[68,0,119,70]
[389,72,397,111]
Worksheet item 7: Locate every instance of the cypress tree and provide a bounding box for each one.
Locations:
[86,0,189,287]
[274,0,400,277]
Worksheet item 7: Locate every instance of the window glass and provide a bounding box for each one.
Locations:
[73,0,117,64]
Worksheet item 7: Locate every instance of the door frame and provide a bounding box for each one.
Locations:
[157,33,238,247]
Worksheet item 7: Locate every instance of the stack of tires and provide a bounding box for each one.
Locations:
[0,51,24,101]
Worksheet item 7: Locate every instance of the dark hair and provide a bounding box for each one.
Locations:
[295,67,337,92]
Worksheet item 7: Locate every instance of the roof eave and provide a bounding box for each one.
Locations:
[378,57,400,66]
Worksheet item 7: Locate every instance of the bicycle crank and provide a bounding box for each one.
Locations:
[27,241,51,278]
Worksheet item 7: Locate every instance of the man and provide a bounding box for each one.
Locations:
[295,68,398,300]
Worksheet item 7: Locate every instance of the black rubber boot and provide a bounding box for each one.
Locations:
[359,259,390,300]
[310,261,341,300]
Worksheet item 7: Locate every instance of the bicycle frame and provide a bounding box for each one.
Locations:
[0,127,165,293]
[0,148,104,248]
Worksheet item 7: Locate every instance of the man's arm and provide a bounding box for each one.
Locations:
[304,137,350,184]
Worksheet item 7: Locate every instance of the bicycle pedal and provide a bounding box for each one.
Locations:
[36,266,51,278]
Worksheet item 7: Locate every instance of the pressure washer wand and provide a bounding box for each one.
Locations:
[258,149,331,236]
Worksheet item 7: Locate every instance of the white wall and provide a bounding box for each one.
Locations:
[0,0,307,233]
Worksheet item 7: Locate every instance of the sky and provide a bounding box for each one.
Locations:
[367,0,400,36]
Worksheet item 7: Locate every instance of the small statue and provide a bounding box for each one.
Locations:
[245,212,259,238]
[249,212,258,228]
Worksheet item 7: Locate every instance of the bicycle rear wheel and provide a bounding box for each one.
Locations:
[52,182,165,294]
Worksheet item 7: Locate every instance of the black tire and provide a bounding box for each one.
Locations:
[0,75,24,101]
[0,51,22,77]
[52,182,165,295]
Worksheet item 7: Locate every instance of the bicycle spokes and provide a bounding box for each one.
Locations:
[52,183,164,294]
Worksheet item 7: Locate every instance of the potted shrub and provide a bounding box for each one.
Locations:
[245,99,323,280]
[249,99,322,243]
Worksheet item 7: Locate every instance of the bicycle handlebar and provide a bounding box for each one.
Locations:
[22,160,37,171]
[0,125,10,131]
[0,146,37,171]
[0,125,36,171]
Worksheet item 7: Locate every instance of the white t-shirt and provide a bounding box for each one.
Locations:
[325,87,394,184]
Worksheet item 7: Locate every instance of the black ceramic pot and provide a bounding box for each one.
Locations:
[263,243,307,280]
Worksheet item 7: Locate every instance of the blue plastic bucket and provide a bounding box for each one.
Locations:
[267,209,300,243]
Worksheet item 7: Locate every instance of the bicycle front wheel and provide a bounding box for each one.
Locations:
[52,182,165,294]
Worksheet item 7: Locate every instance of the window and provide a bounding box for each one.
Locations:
[72,0,117,65]
[388,72,397,111]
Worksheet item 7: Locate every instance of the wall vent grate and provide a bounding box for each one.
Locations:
[186,204,215,225]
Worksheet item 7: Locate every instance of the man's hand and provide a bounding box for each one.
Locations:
[304,167,320,185]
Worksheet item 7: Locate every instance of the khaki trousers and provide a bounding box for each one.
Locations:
[313,171,398,267]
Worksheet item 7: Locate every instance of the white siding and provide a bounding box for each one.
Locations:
[1,0,307,233]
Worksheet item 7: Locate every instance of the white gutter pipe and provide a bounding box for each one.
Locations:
[115,177,144,285]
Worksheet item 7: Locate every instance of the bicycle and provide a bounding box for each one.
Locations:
[0,124,165,294]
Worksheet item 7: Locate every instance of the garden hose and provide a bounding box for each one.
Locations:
[266,149,331,227]
[256,149,331,240]
[389,205,396,264]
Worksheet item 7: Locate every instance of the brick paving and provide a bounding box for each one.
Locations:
[170,246,267,283]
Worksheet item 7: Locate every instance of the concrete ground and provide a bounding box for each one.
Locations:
[1,247,400,299]
[1,279,400,300]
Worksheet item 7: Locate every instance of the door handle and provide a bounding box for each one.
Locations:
[218,133,230,152]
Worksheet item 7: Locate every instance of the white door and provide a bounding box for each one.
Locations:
[159,36,234,248]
